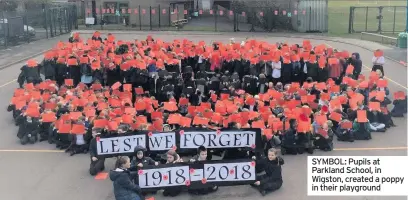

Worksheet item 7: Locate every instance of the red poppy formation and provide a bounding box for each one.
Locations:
[9,33,406,144]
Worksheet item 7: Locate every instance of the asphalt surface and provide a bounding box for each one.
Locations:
[0,35,65,68]
[383,48,407,65]
[0,33,406,200]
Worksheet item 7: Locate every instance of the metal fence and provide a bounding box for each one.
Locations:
[0,3,77,49]
[349,6,407,34]
[80,1,328,33]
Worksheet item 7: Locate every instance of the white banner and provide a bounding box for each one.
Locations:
[138,160,256,189]
[96,130,259,156]
[148,132,176,151]
[138,166,190,188]
[203,162,256,182]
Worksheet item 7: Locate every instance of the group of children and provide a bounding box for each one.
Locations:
[6,32,407,198]
[108,145,284,199]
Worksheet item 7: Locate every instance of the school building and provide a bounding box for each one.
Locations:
[80,0,221,26]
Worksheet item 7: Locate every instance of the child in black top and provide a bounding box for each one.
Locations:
[252,148,284,196]
[189,146,218,195]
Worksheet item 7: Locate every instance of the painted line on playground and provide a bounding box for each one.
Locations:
[325,43,408,90]
[0,149,64,153]
[361,63,408,90]
[333,146,408,151]
[0,147,407,153]
[0,48,52,70]
[0,79,17,88]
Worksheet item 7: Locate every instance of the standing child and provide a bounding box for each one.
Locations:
[372,49,385,76]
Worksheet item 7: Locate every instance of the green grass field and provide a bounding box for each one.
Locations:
[328,0,407,36]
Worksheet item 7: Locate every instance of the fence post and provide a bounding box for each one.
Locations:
[139,6,141,30]
[2,11,7,49]
[6,19,9,48]
[44,5,48,39]
[67,7,70,32]
[65,8,68,33]
[149,6,152,30]
[24,15,29,43]
[378,6,383,33]
[236,12,239,31]
[50,9,54,37]
[54,9,57,36]
[62,8,66,33]
[406,0,408,31]
[249,8,255,32]
[100,5,103,30]
[233,9,236,32]
[348,7,353,33]
[214,7,218,32]
[177,5,179,22]
[168,7,171,27]
[309,6,312,31]
[60,9,63,35]
[365,7,368,32]
[74,5,78,29]
[158,5,161,29]
[393,6,396,34]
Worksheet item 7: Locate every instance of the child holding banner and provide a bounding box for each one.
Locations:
[130,146,159,169]
[129,146,159,195]
[252,148,284,196]
[110,156,144,200]
[189,146,219,195]
[163,150,183,197]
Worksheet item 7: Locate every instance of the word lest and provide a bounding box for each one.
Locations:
[98,134,145,155]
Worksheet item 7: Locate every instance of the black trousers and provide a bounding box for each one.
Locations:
[255,176,283,193]
[270,77,281,85]
[20,134,37,145]
[89,158,105,176]
[260,180,282,192]
[163,187,182,197]
[313,137,333,151]
[353,129,371,140]
[69,144,89,155]
[45,76,55,81]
